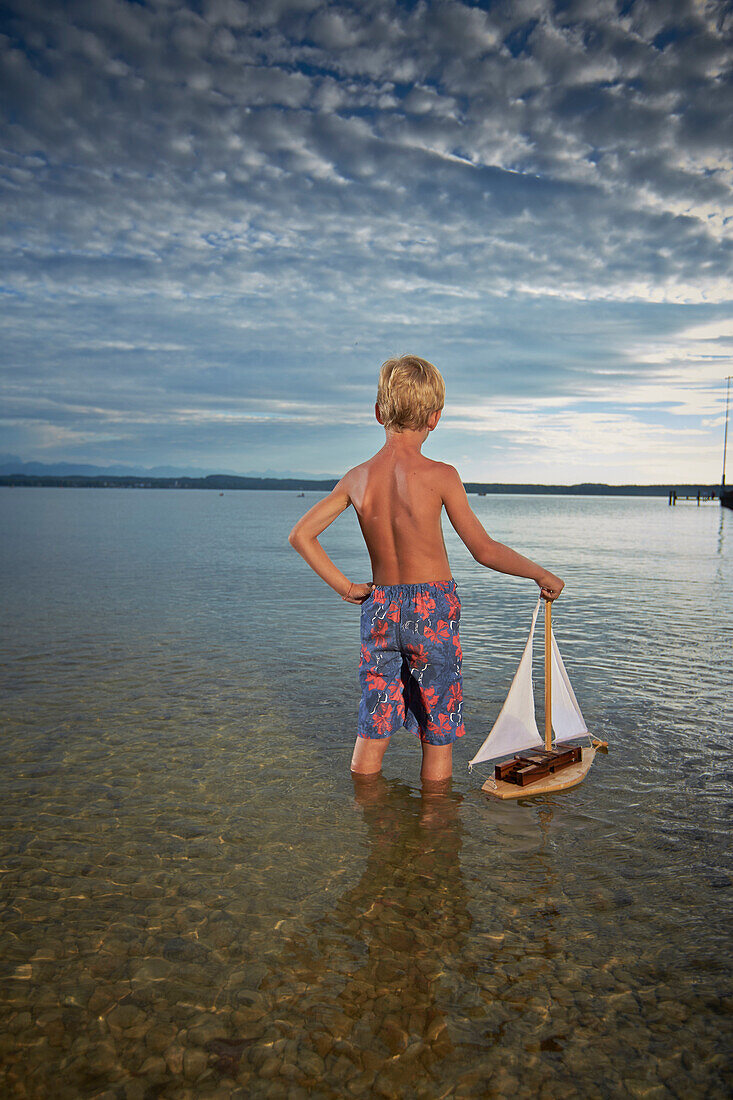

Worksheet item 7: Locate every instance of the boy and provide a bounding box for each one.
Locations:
[288,356,564,784]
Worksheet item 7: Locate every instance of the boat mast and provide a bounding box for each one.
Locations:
[544,599,552,751]
[722,375,731,488]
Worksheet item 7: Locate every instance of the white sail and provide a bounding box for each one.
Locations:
[550,628,588,742]
[468,599,544,771]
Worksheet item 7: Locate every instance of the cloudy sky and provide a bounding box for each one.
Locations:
[1,0,732,482]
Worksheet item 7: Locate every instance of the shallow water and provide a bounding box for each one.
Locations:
[1,487,731,1098]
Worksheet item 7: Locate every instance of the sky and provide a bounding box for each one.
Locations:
[1,0,732,483]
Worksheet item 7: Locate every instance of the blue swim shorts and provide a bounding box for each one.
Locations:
[357,580,465,746]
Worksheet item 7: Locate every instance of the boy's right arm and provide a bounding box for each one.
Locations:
[287,475,373,603]
[439,465,565,600]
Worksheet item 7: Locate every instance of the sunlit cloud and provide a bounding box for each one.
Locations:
[0,0,731,480]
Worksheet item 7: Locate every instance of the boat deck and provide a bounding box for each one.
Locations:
[482,744,598,800]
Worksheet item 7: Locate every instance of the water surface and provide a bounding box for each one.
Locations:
[1,488,731,1098]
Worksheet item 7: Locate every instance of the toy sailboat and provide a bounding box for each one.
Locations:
[468,598,607,800]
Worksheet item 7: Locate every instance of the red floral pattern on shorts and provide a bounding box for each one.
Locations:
[358,580,464,746]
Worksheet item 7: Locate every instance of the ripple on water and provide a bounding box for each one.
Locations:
[0,489,731,1097]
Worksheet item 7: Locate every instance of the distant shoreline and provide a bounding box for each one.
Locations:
[0,473,720,497]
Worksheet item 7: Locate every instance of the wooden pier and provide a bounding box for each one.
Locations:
[668,489,717,505]
[669,376,731,509]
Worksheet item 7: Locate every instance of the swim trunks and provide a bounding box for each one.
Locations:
[358,580,465,746]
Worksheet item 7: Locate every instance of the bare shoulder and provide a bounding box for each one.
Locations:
[343,455,376,477]
[428,458,461,479]
[335,455,376,502]
[423,458,464,494]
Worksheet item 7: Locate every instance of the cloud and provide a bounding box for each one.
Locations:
[0,0,731,477]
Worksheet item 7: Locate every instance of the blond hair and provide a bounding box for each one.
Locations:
[376,355,445,432]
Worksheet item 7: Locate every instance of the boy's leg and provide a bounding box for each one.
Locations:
[351,734,391,776]
[420,741,453,782]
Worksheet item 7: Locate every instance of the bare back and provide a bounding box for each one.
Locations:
[344,448,453,585]
[289,431,563,604]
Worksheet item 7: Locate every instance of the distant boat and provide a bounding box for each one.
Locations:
[469,598,607,799]
[219,492,224,497]
[297,492,305,497]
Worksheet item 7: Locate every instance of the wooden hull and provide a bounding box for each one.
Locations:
[482,744,598,800]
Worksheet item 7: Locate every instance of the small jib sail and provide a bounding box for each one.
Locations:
[549,628,588,743]
[468,597,589,773]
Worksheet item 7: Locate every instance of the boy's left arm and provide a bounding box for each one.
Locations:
[288,478,373,604]
[439,464,564,600]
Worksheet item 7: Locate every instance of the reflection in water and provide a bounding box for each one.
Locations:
[221,783,639,1098]
[717,504,726,559]
[222,776,476,1096]
[1,490,731,1098]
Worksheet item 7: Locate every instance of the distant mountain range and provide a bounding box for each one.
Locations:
[0,455,719,498]
[0,470,720,498]
[0,455,337,480]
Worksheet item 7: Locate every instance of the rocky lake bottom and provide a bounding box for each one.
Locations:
[1,489,731,1097]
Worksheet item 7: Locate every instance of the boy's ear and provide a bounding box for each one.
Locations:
[375,402,384,425]
[428,408,442,431]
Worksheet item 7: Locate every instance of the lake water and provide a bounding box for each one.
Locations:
[1,487,731,1099]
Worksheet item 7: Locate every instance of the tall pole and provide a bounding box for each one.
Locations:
[722,375,731,488]
[544,598,552,751]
